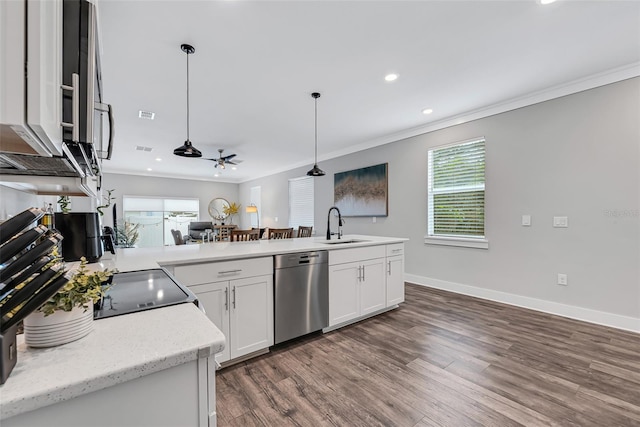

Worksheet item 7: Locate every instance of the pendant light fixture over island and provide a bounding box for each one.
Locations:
[173,43,202,158]
[307,92,325,177]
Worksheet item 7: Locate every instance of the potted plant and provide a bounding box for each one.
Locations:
[115,221,140,248]
[23,255,116,347]
[222,202,240,225]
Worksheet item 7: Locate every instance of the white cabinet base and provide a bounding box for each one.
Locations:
[322,305,399,333]
[3,358,216,427]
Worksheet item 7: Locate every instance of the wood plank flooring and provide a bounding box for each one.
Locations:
[216,284,640,426]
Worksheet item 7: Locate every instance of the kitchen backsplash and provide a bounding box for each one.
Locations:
[0,185,57,221]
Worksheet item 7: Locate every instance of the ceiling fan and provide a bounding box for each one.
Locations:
[206,149,241,169]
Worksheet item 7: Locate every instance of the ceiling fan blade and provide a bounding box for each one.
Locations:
[226,160,237,165]
[221,154,236,161]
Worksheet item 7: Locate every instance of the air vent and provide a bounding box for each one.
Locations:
[135,146,153,152]
[138,110,155,120]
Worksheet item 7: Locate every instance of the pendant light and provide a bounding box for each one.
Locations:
[307,92,325,176]
[173,43,202,158]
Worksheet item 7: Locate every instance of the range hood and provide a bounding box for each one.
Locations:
[0,142,100,197]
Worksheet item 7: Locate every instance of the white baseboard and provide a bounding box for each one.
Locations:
[404,274,640,333]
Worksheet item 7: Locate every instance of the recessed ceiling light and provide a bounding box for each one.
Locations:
[422,108,433,115]
[146,168,152,171]
[138,110,155,120]
[540,0,556,4]
[155,158,162,162]
[384,73,398,82]
[214,173,219,177]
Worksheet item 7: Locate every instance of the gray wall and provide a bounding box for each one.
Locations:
[101,173,239,228]
[240,78,640,322]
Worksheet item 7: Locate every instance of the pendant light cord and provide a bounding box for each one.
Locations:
[186,50,190,141]
[314,97,318,164]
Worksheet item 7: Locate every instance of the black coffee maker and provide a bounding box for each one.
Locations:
[54,212,104,262]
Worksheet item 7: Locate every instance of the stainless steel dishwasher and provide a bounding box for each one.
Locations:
[274,251,328,344]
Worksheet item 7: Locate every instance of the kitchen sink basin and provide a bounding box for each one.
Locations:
[319,239,369,245]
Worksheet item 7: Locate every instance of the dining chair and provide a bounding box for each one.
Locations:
[230,229,260,242]
[297,226,313,238]
[268,227,294,239]
[171,229,185,245]
[215,224,237,241]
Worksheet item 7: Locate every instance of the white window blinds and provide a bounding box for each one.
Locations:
[288,177,314,229]
[428,138,485,238]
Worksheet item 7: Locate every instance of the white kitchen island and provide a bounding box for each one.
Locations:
[0,234,406,426]
[0,303,225,427]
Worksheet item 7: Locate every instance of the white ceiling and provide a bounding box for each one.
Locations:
[97,0,640,183]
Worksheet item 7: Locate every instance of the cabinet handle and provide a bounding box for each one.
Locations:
[357,265,362,281]
[392,249,402,253]
[218,269,242,276]
[362,265,365,281]
[224,288,228,311]
[387,260,391,275]
[232,286,236,309]
[60,73,80,142]
[106,104,114,160]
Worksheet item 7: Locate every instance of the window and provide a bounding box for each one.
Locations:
[288,177,314,230]
[426,138,488,249]
[123,196,199,247]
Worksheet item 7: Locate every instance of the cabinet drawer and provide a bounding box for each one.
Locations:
[329,245,386,266]
[386,243,404,257]
[174,257,273,286]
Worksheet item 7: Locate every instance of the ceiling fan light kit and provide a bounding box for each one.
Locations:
[173,43,202,158]
[307,92,325,177]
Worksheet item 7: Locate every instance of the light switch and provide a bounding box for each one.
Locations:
[553,216,568,228]
[372,217,376,224]
[522,215,531,226]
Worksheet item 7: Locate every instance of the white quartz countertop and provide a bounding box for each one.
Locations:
[99,234,408,272]
[0,303,225,420]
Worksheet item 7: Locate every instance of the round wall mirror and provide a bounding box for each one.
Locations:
[208,198,230,221]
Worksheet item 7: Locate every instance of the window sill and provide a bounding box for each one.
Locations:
[424,235,489,249]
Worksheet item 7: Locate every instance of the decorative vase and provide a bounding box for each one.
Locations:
[23,304,94,348]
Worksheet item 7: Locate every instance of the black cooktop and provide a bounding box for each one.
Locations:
[94,269,197,320]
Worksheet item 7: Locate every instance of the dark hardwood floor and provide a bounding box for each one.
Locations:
[216,284,640,426]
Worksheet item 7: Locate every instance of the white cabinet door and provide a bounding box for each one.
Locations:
[26,0,63,155]
[360,258,386,316]
[230,275,273,359]
[386,255,405,306]
[189,281,231,363]
[328,263,360,327]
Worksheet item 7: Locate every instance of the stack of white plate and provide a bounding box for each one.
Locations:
[24,305,94,348]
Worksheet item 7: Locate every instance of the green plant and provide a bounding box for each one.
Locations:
[97,189,115,216]
[115,221,140,248]
[58,195,71,213]
[222,202,240,216]
[39,257,116,316]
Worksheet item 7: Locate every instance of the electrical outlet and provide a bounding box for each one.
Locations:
[372,217,376,223]
[553,216,568,228]
[557,273,568,286]
[274,216,278,222]
[522,215,531,226]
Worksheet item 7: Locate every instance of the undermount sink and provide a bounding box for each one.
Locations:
[319,239,369,245]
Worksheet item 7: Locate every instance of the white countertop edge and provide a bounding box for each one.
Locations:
[1,303,225,420]
[105,235,409,271]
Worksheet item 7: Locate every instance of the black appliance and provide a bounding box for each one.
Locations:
[94,269,198,320]
[54,212,103,263]
[101,226,116,255]
[0,208,67,384]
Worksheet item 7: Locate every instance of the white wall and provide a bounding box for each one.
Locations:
[240,78,640,330]
[0,186,58,220]
[101,173,239,228]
